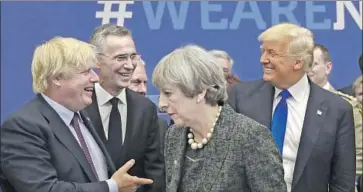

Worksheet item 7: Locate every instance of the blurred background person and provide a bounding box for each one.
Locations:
[353,75,363,192]
[307,44,333,90]
[308,44,362,189]
[128,59,168,159]
[339,54,363,96]
[209,49,241,95]
[0,37,153,192]
[353,75,362,105]
[153,44,287,192]
[86,24,164,192]
[229,23,356,192]
[129,59,148,96]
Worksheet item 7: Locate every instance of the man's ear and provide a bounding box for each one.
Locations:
[325,62,333,75]
[51,76,62,87]
[293,59,304,70]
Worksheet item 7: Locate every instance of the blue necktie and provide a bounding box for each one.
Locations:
[271,90,291,154]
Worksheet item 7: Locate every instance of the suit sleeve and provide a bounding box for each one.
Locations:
[242,121,287,192]
[157,119,168,159]
[143,105,166,192]
[352,104,362,175]
[228,84,239,112]
[0,116,110,192]
[329,103,356,192]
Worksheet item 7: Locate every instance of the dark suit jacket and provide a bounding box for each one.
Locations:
[165,104,287,192]
[85,88,165,192]
[229,79,356,192]
[226,74,241,96]
[0,94,116,192]
[157,118,168,157]
[339,84,354,96]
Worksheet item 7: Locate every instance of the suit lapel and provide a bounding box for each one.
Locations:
[291,84,327,189]
[37,94,98,182]
[167,128,187,192]
[85,91,107,143]
[80,111,116,174]
[247,82,274,128]
[120,90,140,163]
[196,106,232,191]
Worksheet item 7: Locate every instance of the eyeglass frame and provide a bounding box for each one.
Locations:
[97,52,142,67]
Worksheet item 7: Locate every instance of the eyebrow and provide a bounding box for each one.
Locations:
[115,52,137,56]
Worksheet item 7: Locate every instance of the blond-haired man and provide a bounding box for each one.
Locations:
[229,23,355,192]
[0,37,152,192]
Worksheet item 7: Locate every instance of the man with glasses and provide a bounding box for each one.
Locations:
[85,24,165,192]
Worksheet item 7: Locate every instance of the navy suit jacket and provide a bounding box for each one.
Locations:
[229,79,356,192]
[157,118,168,157]
[0,94,116,192]
[338,84,354,96]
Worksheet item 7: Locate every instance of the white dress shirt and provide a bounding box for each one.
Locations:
[95,83,127,143]
[322,81,333,90]
[272,75,310,192]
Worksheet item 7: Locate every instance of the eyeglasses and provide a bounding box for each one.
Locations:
[98,53,141,63]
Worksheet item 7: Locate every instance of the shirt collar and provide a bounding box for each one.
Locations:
[323,81,335,91]
[274,74,310,103]
[95,83,127,106]
[41,93,79,125]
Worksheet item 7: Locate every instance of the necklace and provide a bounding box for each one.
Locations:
[187,106,222,150]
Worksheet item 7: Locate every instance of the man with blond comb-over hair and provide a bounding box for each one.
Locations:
[229,23,356,192]
[0,37,153,192]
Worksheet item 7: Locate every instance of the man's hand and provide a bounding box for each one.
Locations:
[111,159,153,192]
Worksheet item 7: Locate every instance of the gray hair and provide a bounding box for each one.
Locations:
[152,44,228,106]
[209,49,234,66]
[258,23,314,71]
[89,23,132,53]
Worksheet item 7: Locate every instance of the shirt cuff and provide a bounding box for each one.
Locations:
[106,179,119,192]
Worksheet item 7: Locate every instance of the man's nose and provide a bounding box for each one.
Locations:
[260,52,269,65]
[139,83,147,94]
[124,59,135,70]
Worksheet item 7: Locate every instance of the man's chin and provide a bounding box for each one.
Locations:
[262,74,272,82]
[83,96,93,105]
[116,82,130,89]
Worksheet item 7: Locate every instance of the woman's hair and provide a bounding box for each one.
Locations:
[152,44,228,106]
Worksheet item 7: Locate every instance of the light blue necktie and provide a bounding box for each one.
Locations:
[271,89,291,154]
